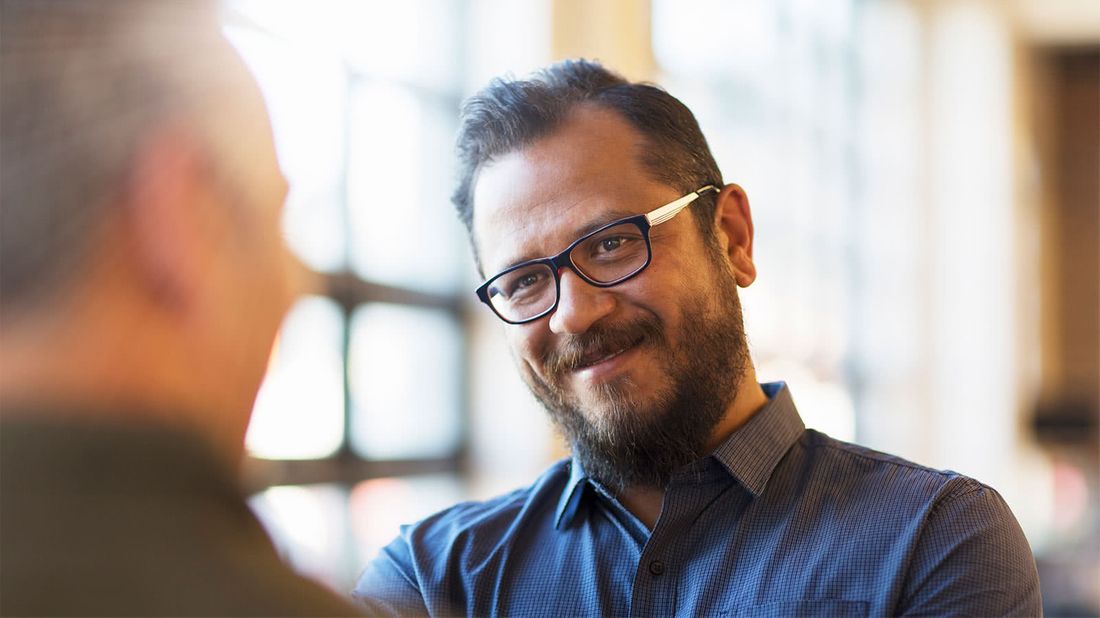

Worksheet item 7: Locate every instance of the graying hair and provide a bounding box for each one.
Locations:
[0,0,226,312]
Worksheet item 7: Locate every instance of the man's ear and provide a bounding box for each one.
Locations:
[120,128,212,314]
[713,183,756,287]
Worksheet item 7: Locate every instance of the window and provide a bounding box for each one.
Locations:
[223,0,471,590]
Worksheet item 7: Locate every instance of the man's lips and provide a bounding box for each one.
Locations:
[542,318,663,381]
[573,335,645,370]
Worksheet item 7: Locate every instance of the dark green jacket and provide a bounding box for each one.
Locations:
[1,416,362,617]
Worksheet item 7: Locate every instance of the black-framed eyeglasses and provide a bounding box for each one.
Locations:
[475,185,719,324]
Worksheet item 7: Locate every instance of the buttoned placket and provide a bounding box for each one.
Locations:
[628,464,738,617]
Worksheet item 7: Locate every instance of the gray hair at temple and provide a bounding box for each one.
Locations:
[451,59,725,267]
[0,0,254,312]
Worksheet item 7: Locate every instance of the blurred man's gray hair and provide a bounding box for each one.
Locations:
[1,0,252,312]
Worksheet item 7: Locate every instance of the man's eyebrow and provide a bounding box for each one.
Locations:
[497,208,640,272]
[575,209,638,238]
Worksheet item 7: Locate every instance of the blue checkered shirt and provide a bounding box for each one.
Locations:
[353,382,1042,617]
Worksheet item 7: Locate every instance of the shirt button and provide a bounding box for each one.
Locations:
[648,560,665,576]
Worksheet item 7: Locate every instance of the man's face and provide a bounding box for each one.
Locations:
[471,106,751,491]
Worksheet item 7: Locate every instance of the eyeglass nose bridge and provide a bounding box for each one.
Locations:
[546,249,601,289]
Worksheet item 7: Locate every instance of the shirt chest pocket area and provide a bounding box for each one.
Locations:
[730,599,868,617]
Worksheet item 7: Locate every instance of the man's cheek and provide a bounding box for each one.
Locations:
[510,332,544,367]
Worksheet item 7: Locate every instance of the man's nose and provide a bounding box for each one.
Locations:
[548,268,616,335]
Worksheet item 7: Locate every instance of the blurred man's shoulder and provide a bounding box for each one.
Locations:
[0,416,365,616]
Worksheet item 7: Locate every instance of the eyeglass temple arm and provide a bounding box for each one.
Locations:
[645,185,719,227]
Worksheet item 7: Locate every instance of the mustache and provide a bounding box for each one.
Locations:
[542,316,664,376]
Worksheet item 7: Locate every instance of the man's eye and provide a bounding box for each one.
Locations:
[507,271,548,297]
[599,237,626,252]
[515,273,541,289]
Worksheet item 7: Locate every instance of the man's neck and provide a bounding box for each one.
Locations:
[703,370,770,453]
[618,486,666,530]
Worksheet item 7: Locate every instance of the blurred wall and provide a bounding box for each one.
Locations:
[1029,45,1100,615]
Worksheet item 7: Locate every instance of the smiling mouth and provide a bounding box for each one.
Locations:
[574,336,645,370]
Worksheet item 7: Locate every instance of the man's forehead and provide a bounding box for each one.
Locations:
[473,146,608,214]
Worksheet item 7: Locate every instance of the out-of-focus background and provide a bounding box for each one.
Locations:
[222,0,1099,614]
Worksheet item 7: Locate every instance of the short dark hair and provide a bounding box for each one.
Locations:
[452,59,724,262]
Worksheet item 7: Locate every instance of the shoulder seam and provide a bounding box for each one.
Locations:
[929,478,992,515]
[804,431,959,479]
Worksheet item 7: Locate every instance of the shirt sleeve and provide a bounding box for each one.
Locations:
[898,478,1042,617]
[351,535,430,617]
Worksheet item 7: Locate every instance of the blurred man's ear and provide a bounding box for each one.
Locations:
[121,128,218,314]
[713,183,756,287]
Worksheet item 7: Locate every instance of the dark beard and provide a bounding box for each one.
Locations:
[523,264,750,493]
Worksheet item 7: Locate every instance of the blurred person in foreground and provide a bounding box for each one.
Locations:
[353,59,1042,617]
[0,2,361,615]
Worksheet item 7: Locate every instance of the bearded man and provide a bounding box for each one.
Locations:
[352,59,1041,617]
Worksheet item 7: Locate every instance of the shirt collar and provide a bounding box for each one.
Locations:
[554,381,805,529]
[555,457,590,529]
[709,381,805,497]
